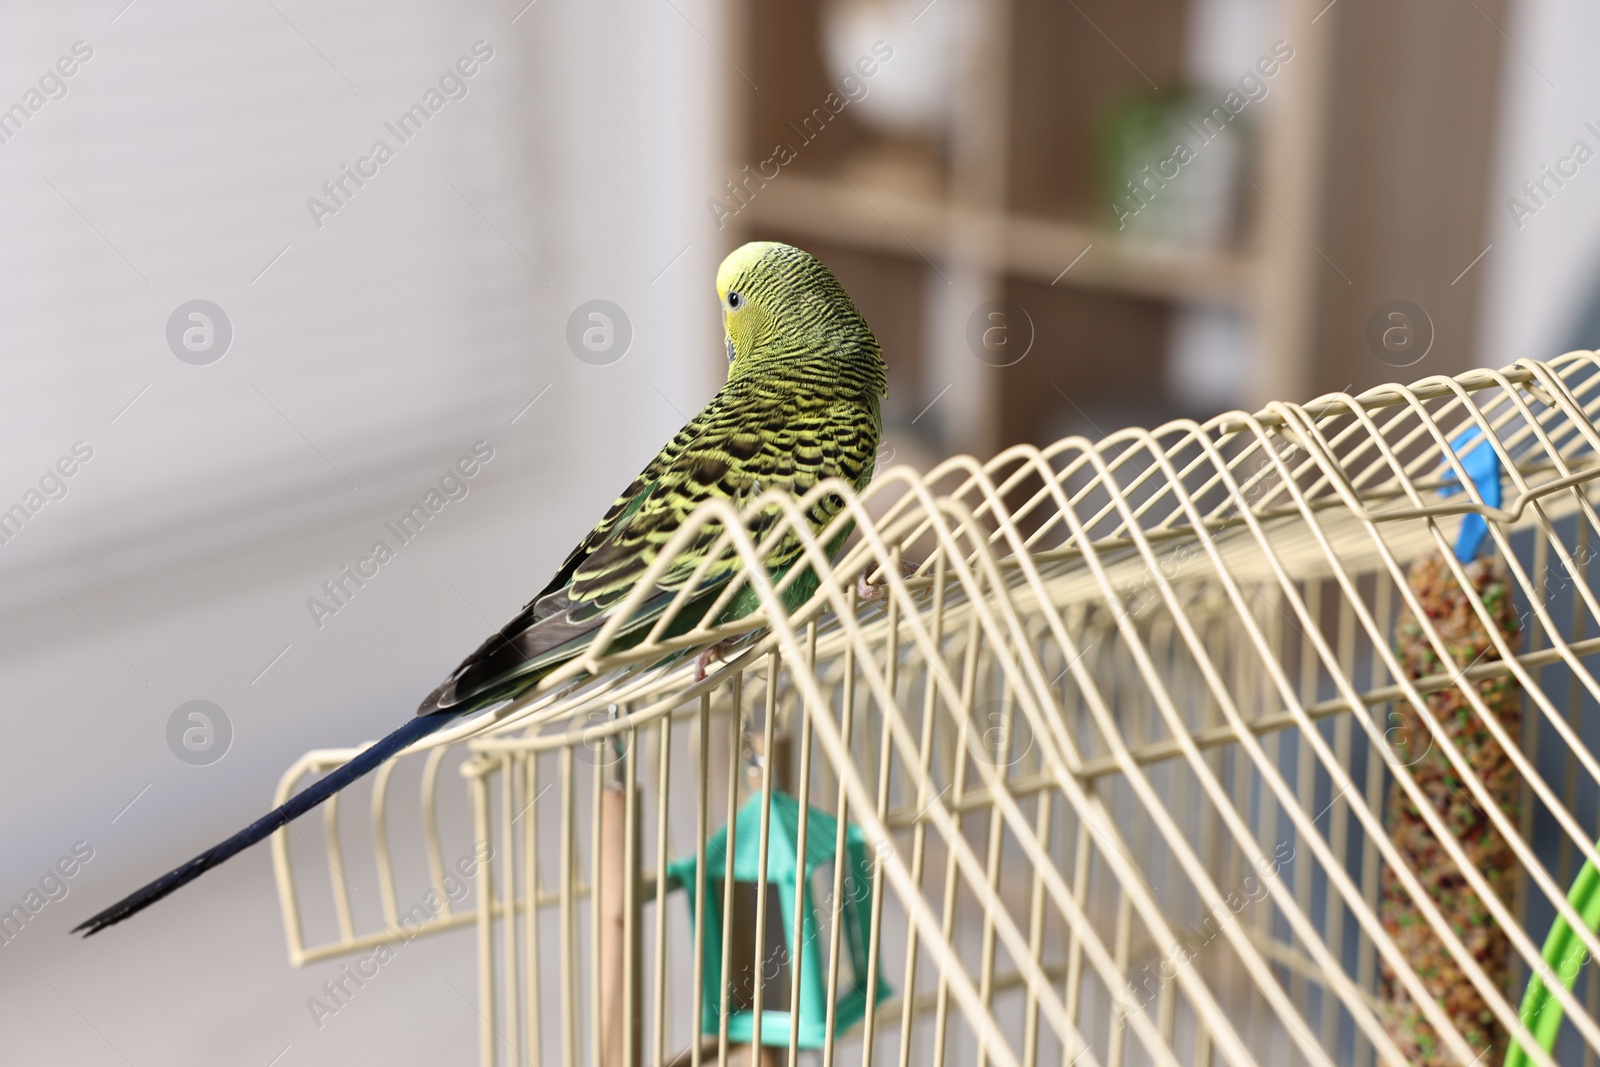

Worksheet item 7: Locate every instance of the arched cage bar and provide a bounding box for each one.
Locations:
[274,353,1600,1067]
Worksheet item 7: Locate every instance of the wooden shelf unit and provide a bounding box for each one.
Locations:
[724,0,1508,461]
[745,173,1258,309]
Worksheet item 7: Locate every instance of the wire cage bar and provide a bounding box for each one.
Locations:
[274,353,1600,1066]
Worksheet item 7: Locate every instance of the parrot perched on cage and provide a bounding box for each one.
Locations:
[74,241,887,937]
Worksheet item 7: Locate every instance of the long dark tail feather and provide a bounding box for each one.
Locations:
[73,711,462,937]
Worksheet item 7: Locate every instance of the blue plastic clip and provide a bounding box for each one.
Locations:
[1438,427,1501,562]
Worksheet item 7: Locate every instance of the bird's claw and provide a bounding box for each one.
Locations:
[856,560,919,603]
[694,639,737,682]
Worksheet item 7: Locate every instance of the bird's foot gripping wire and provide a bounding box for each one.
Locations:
[694,638,740,682]
[855,559,920,603]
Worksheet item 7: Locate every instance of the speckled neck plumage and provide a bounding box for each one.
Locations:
[722,241,887,402]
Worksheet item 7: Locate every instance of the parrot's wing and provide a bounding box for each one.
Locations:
[562,386,874,620]
[419,383,875,714]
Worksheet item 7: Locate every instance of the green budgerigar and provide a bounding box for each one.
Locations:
[76,240,886,936]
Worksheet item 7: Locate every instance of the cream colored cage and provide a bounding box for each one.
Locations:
[271,353,1600,1067]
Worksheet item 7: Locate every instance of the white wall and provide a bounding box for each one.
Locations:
[1478,0,1600,364]
[0,2,728,1063]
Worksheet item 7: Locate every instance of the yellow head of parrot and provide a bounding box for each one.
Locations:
[715,241,787,373]
[708,240,886,398]
[715,241,785,306]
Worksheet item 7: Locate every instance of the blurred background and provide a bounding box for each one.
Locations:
[1,0,1598,1062]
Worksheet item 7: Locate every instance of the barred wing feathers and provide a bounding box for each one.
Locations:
[419,380,877,714]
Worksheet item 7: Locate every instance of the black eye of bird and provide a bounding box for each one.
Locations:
[727,291,743,311]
